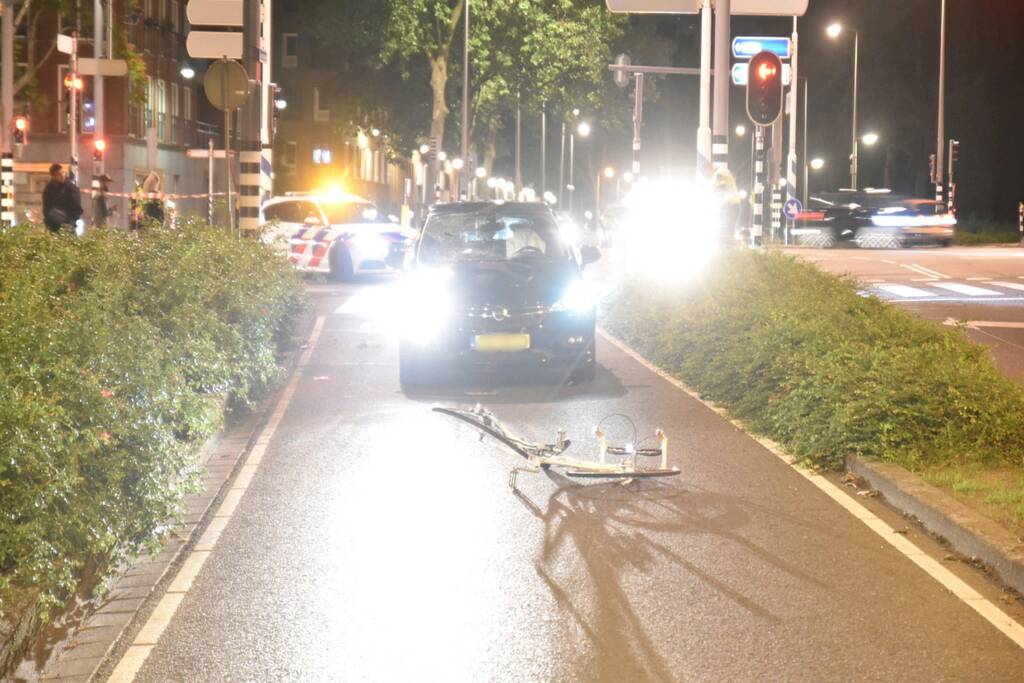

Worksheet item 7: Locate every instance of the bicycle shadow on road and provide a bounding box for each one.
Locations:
[513,470,828,682]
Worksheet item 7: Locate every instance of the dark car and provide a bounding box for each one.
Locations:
[396,202,600,389]
[793,191,956,248]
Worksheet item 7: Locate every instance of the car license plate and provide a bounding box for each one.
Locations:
[472,334,531,353]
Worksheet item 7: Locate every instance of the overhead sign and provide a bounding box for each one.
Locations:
[605,1,808,15]
[187,148,231,159]
[187,31,243,60]
[78,58,128,77]
[732,62,792,86]
[186,0,244,27]
[732,37,792,60]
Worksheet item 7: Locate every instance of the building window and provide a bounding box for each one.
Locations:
[145,0,154,18]
[313,87,329,122]
[170,0,180,32]
[183,86,192,121]
[158,0,166,23]
[282,33,298,69]
[170,83,179,144]
[156,78,167,141]
[283,141,297,172]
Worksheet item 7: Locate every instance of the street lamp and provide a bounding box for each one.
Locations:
[735,124,747,137]
[805,157,825,200]
[452,158,464,171]
[827,22,861,190]
[568,120,591,215]
[577,121,591,138]
[603,166,615,179]
[810,157,825,170]
[180,65,196,80]
[861,132,879,146]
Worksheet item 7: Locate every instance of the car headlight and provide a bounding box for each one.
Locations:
[399,268,453,344]
[551,279,595,314]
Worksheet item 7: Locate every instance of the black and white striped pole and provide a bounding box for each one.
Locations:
[771,181,783,242]
[753,126,765,246]
[711,0,730,173]
[1019,202,1023,247]
[1,152,13,229]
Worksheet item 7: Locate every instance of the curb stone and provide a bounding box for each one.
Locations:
[847,455,1024,595]
[32,315,316,683]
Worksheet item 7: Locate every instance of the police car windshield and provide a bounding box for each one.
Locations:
[322,202,386,225]
[419,210,567,265]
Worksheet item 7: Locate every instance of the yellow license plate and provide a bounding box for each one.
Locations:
[473,334,531,353]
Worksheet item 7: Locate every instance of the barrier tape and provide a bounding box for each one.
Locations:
[107,191,228,200]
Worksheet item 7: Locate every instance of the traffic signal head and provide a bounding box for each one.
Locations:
[92,138,106,162]
[746,51,784,127]
[12,115,28,145]
[64,74,84,90]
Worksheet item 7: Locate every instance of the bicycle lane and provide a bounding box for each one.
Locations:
[110,283,1024,682]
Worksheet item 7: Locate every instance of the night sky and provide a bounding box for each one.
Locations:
[630,0,1024,223]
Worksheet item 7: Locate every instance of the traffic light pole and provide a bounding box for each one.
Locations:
[711,0,730,173]
[2,0,13,154]
[69,31,79,185]
[697,0,712,179]
[785,16,800,244]
[935,0,947,204]
[753,126,765,245]
[93,0,104,176]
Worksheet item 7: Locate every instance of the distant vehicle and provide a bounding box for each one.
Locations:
[793,190,956,248]
[598,205,631,247]
[260,192,413,281]
[396,202,601,389]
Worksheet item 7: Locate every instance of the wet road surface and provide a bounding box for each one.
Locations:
[119,276,1024,682]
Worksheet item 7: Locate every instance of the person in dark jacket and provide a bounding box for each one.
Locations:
[93,173,116,228]
[41,163,83,233]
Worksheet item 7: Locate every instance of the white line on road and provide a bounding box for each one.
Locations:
[901,263,949,280]
[877,284,938,299]
[107,316,327,683]
[912,263,951,279]
[599,329,1024,651]
[991,281,1024,292]
[943,318,1024,330]
[966,277,993,282]
[932,283,1004,297]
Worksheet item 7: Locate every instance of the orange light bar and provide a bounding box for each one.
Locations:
[757,63,778,81]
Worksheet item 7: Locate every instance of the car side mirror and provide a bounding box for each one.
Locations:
[580,245,601,267]
[303,215,322,226]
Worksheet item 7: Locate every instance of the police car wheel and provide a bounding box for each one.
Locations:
[328,243,354,282]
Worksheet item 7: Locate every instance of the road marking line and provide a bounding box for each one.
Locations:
[966,277,993,281]
[932,283,1004,297]
[943,318,1024,330]
[893,297,1024,304]
[106,646,153,683]
[911,263,950,279]
[991,281,1024,292]
[877,284,937,299]
[599,329,1024,651]
[107,316,327,682]
[166,551,211,593]
[911,277,939,282]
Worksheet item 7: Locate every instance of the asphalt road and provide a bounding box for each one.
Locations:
[119,274,1024,682]
[785,245,1024,381]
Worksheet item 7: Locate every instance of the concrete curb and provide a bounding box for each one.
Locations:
[847,455,1024,595]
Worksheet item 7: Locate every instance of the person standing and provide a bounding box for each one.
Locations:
[141,171,165,226]
[41,163,84,234]
[93,173,116,228]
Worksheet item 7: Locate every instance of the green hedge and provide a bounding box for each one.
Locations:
[603,251,1024,472]
[0,220,302,626]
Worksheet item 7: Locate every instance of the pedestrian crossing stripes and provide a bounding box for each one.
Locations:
[868,280,1024,301]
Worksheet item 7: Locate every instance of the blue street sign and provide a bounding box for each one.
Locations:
[732,62,792,86]
[784,198,803,220]
[732,37,792,60]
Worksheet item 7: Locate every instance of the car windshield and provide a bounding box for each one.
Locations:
[419,209,568,265]
[322,201,385,225]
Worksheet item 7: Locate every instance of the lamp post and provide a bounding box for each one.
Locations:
[807,157,825,198]
[827,23,860,190]
[569,120,590,215]
[461,0,470,201]
[935,0,947,203]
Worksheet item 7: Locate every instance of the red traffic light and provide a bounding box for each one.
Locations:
[94,138,107,152]
[746,51,784,127]
[14,116,28,132]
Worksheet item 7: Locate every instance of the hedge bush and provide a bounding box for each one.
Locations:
[0,219,302,626]
[603,250,1024,472]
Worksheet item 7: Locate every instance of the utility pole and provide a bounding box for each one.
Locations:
[461,0,470,199]
[850,31,859,190]
[632,73,644,176]
[697,0,712,178]
[69,31,79,184]
[515,103,521,193]
[711,0,730,172]
[785,16,799,244]
[801,78,809,207]
[935,0,947,203]
[540,109,546,196]
[559,122,566,204]
[93,0,104,176]
[2,0,13,154]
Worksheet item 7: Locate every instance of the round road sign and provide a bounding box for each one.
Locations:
[204,59,251,111]
[784,197,803,220]
[613,54,632,88]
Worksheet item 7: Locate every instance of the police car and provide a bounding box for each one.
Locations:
[260,192,414,281]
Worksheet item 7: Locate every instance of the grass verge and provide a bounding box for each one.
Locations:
[602,250,1024,531]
